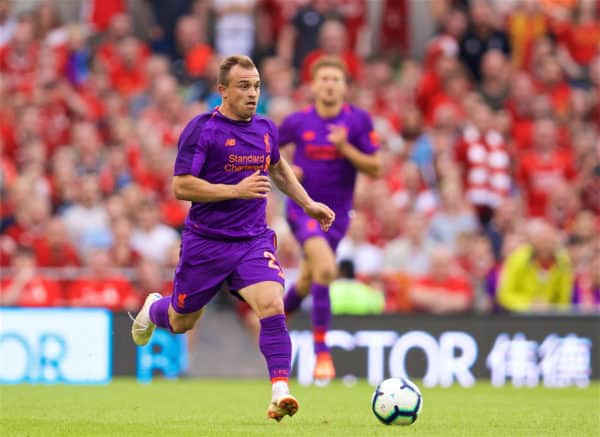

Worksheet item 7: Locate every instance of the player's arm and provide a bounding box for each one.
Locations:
[280,142,303,180]
[328,125,382,178]
[269,157,335,231]
[173,171,271,202]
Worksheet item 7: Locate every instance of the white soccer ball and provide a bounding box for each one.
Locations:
[371,377,423,426]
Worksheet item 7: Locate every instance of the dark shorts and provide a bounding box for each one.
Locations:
[172,228,285,314]
[286,203,350,252]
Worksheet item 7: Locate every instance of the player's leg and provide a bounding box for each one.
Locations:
[283,257,312,315]
[131,233,233,345]
[304,236,338,382]
[231,229,297,421]
[237,281,298,421]
[283,206,320,315]
[132,293,211,345]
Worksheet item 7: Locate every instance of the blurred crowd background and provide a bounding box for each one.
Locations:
[0,0,599,316]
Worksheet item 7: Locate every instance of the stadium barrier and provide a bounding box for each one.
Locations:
[1,310,598,387]
[0,308,111,384]
[288,314,599,387]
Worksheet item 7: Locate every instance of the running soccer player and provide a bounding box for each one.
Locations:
[130,55,335,421]
[280,56,382,382]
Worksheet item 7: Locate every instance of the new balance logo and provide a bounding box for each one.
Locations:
[225,138,236,146]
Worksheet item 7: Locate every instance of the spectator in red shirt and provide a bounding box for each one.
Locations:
[0,13,38,94]
[109,35,148,98]
[301,18,363,84]
[455,102,512,223]
[96,13,135,74]
[426,70,469,125]
[33,216,80,268]
[4,193,51,251]
[517,117,577,217]
[505,72,536,151]
[388,161,438,217]
[417,52,461,118]
[410,245,473,314]
[0,246,62,307]
[67,248,139,311]
[173,15,213,81]
[558,0,600,71]
[139,74,188,147]
[108,217,141,268]
[534,55,572,120]
[424,8,466,71]
[87,0,126,33]
[134,257,172,298]
[99,144,133,195]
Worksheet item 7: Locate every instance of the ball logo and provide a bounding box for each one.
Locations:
[302,130,316,141]
[177,293,187,309]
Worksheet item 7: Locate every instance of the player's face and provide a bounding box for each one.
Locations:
[312,66,347,106]
[219,65,261,121]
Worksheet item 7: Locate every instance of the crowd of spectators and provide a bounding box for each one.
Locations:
[0,0,599,315]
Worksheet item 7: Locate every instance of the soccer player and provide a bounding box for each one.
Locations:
[130,55,335,421]
[279,57,382,382]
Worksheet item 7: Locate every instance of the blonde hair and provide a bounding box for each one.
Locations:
[310,56,349,81]
[218,55,257,86]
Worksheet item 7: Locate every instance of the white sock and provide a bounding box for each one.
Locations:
[271,380,289,401]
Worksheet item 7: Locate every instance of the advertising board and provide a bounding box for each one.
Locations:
[0,308,111,384]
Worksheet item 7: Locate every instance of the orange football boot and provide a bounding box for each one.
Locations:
[313,351,336,383]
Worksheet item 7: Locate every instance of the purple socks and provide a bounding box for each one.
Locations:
[283,285,304,315]
[149,297,174,332]
[311,283,331,354]
[259,314,291,382]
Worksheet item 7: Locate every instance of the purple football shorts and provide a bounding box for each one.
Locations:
[171,228,285,314]
[286,203,349,252]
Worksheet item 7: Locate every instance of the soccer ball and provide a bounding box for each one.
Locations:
[371,377,423,426]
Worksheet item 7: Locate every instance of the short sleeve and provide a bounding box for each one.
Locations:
[278,113,300,147]
[351,110,379,155]
[269,119,281,165]
[174,118,208,176]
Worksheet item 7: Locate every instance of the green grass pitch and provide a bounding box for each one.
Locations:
[1,379,599,436]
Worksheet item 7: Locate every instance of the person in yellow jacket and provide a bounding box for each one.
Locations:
[497,220,573,312]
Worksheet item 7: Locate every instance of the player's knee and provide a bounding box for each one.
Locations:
[257,296,284,318]
[313,265,337,285]
[295,278,311,296]
[169,315,195,333]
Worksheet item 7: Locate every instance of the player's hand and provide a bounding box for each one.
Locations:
[236,170,271,199]
[304,201,335,231]
[327,124,349,148]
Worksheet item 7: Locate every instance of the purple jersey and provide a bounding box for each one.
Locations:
[174,109,280,239]
[279,104,378,213]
